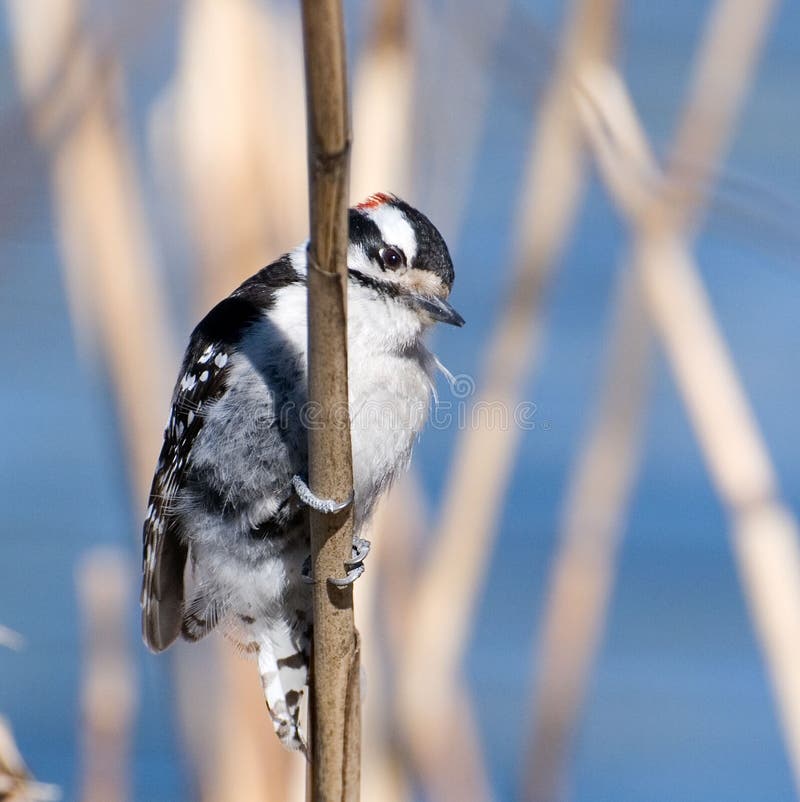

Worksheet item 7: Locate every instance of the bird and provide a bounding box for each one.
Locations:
[140,192,463,751]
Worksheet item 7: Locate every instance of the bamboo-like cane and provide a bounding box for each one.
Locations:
[396,5,619,799]
[300,2,360,799]
[576,1,800,788]
[76,549,137,802]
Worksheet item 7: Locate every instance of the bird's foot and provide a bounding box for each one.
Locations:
[292,475,353,514]
[329,537,371,588]
[347,537,371,566]
[301,537,372,587]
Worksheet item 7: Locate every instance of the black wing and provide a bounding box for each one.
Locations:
[141,329,233,651]
[140,256,302,652]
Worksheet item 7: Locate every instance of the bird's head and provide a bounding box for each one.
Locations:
[346,193,464,328]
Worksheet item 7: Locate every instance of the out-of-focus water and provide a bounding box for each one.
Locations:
[1,1,799,800]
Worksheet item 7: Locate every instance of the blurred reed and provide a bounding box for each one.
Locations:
[150,0,307,313]
[350,2,416,800]
[396,3,618,801]
[0,717,60,802]
[524,265,651,802]
[6,0,175,505]
[533,0,800,797]
[76,549,137,802]
[412,0,510,242]
[0,629,24,653]
[8,2,177,799]
[151,2,308,798]
[6,0,799,799]
[0,633,58,801]
[350,0,411,202]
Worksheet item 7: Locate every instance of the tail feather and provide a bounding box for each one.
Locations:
[257,624,310,753]
[141,530,187,653]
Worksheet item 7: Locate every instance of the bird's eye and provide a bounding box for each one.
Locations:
[379,246,405,271]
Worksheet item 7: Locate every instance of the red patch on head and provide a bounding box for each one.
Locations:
[356,192,395,210]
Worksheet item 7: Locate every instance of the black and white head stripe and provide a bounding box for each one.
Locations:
[351,193,455,289]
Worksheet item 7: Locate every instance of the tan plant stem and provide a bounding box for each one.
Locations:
[300,0,359,799]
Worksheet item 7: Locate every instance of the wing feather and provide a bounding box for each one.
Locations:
[140,256,302,652]
[141,336,233,651]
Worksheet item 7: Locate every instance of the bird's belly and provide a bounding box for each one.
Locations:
[349,353,432,524]
[186,520,311,640]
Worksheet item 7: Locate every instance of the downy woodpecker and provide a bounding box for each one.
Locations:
[141,192,463,750]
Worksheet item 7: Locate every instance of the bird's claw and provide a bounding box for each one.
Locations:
[346,537,370,567]
[301,537,372,587]
[328,564,365,587]
[292,475,353,514]
[330,536,371,587]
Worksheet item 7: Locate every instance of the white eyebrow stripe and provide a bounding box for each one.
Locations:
[367,204,417,263]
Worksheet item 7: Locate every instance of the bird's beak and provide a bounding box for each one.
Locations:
[409,293,465,327]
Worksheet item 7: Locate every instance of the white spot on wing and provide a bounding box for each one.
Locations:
[199,370,210,382]
[214,352,228,368]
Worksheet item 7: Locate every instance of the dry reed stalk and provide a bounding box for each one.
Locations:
[356,483,421,802]
[350,0,411,202]
[528,0,784,791]
[350,4,416,799]
[151,0,307,312]
[576,0,800,787]
[7,0,175,506]
[354,2,492,798]
[153,3,309,798]
[413,0,510,241]
[659,0,779,230]
[396,4,619,798]
[524,267,651,802]
[300,0,360,798]
[0,717,60,802]
[76,549,137,802]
